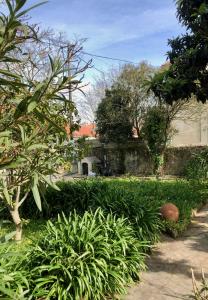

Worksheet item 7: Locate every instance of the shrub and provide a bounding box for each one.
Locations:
[11,178,207,239]
[25,209,147,300]
[92,188,162,244]
[0,243,29,299]
[185,149,208,181]
[20,179,109,219]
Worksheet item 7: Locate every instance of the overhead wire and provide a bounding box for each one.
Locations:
[81,51,137,65]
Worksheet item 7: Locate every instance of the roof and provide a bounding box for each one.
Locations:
[73,123,96,138]
[81,156,101,163]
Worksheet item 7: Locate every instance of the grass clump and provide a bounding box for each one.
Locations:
[0,243,29,299]
[24,209,147,300]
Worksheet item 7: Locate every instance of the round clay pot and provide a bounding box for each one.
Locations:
[160,203,179,222]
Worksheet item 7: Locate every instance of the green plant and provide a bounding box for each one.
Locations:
[190,269,208,300]
[0,243,29,299]
[92,187,162,244]
[185,149,208,181]
[0,0,88,240]
[25,209,147,300]
[141,106,175,177]
[19,178,207,239]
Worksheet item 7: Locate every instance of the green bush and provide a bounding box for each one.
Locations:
[20,179,109,219]
[91,188,162,244]
[25,209,147,300]
[185,149,208,181]
[9,178,207,239]
[0,243,29,299]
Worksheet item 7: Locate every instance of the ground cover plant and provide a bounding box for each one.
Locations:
[0,178,207,299]
[0,242,30,299]
[20,178,208,238]
[1,209,147,300]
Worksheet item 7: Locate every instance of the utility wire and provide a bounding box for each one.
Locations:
[78,56,105,74]
[81,51,137,64]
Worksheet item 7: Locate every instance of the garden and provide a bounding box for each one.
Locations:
[1,0,208,299]
[1,178,208,299]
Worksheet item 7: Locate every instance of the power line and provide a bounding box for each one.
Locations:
[78,56,106,74]
[81,51,136,64]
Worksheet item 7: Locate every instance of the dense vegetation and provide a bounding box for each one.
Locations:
[19,178,207,238]
[150,0,208,104]
[0,178,207,299]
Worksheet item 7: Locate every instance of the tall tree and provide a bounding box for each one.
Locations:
[116,62,156,137]
[96,85,133,143]
[150,0,208,104]
[0,0,89,240]
[96,62,157,142]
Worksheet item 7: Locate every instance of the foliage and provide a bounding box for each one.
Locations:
[150,0,208,104]
[116,62,156,137]
[0,0,88,240]
[0,179,206,298]
[24,209,146,300]
[190,270,208,300]
[141,107,172,176]
[96,62,156,142]
[18,179,208,239]
[185,149,208,181]
[0,243,29,299]
[96,85,133,142]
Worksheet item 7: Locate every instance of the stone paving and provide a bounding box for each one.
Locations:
[125,205,208,300]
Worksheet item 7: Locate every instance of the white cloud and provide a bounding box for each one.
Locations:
[51,7,181,51]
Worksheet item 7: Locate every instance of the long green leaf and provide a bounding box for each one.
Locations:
[31,183,42,211]
[16,1,48,19]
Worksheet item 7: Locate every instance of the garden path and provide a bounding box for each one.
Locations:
[125,205,208,300]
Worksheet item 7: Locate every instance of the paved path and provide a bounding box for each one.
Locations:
[125,205,208,300]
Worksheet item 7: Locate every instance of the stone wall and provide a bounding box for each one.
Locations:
[86,140,208,176]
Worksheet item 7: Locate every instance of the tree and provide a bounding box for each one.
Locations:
[96,62,157,142]
[150,0,208,104]
[142,106,175,177]
[76,67,119,123]
[96,85,133,143]
[116,62,156,137]
[0,0,89,240]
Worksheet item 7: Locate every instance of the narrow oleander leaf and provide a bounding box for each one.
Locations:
[31,183,42,211]
[15,2,48,19]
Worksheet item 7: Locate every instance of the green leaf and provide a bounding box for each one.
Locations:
[31,184,42,212]
[40,174,60,191]
[0,131,11,138]
[4,231,16,242]
[48,55,54,72]
[0,157,27,170]
[27,99,38,113]
[5,0,14,15]
[15,1,48,19]
[34,109,66,134]
[14,0,27,12]
[0,69,20,79]
[18,124,26,144]
[1,56,21,63]
[27,144,48,151]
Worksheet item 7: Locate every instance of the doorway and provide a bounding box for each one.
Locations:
[82,162,89,175]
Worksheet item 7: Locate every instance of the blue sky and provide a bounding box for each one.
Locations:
[29,0,184,78]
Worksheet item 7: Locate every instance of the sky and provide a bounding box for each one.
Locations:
[29,0,185,80]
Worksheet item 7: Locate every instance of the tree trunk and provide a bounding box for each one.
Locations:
[9,208,22,241]
[155,152,165,180]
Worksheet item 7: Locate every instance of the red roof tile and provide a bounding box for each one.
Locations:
[73,123,96,138]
